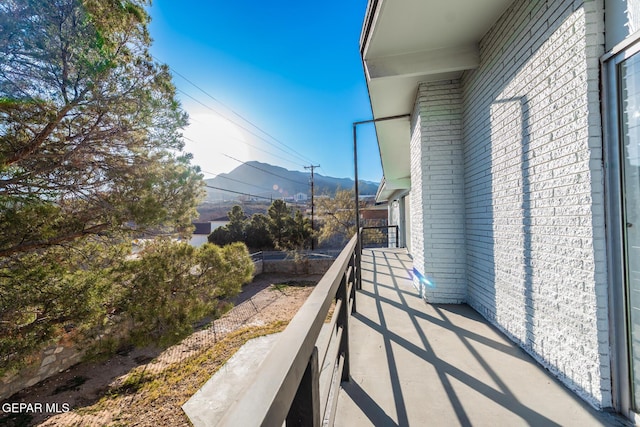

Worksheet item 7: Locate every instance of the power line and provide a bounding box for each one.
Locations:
[182,134,307,186]
[186,114,305,170]
[222,153,309,186]
[204,184,305,206]
[161,61,316,167]
[201,169,276,194]
[165,64,317,165]
[204,184,272,201]
[177,88,310,167]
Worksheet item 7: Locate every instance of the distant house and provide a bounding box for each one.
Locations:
[360,202,388,228]
[189,223,213,247]
[189,220,228,247]
[293,192,308,202]
[360,205,387,222]
[361,0,640,418]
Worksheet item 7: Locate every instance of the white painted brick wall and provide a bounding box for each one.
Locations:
[410,104,425,286]
[461,0,609,408]
[410,80,466,303]
[403,194,412,253]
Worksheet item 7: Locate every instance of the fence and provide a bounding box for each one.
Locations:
[361,225,399,248]
[217,233,360,426]
[249,250,340,276]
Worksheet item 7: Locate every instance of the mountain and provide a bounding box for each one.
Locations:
[203,161,379,202]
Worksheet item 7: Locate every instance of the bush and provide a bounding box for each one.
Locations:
[117,240,254,346]
[209,202,313,251]
[0,238,254,376]
[0,238,129,376]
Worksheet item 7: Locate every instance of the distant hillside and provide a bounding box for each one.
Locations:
[203,161,379,202]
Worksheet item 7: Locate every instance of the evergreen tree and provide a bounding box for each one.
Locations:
[267,199,292,249]
[226,205,246,241]
[284,210,313,250]
[208,226,234,246]
[208,201,312,251]
[0,0,207,374]
[0,0,204,258]
[245,213,274,250]
[208,205,249,247]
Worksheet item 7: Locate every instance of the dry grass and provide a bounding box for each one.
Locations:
[25,277,318,427]
[34,322,289,427]
[64,322,288,427]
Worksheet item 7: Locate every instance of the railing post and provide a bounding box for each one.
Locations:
[338,274,350,382]
[286,346,320,427]
[209,234,359,427]
[395,225,399,248]
[356,230,362,290]
[349,252,357,314]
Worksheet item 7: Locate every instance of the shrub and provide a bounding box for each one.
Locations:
[0,238,129,376]
[0,238,254,376]
[117,240,253,346]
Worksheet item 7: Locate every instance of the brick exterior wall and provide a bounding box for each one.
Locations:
[410,108,425,283]
[459,0,609,408]
[410,80,467,303]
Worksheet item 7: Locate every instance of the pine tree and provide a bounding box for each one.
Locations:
[0,0,204,258]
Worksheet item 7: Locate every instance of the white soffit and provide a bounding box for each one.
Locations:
[362,0,514,60]
[361,0,514,200]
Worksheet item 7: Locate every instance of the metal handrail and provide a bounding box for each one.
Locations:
[249,251,264,263]
[218,233,360,426]
[361,225,400,248]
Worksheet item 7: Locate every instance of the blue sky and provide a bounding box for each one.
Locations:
[147,1,381,183]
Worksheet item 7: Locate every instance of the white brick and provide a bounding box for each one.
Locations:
[460,0,608,409]
[411,80,467,303]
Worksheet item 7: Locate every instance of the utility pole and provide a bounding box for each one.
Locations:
[305,164,320,250]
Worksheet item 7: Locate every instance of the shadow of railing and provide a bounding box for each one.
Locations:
[349,249,562,426]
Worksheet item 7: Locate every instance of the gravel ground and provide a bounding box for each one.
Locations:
[0,273,320,427]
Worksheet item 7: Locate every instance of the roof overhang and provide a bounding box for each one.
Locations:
[361,0,514,202]
[376,175,410,203]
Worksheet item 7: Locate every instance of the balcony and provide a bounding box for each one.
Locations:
[194,239,627,426]
[335,249,624,426]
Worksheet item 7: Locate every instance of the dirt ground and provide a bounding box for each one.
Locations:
[0,273,320,427]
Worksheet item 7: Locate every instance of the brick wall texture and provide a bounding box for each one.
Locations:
[411,80,467,303]
[410,0,610,408]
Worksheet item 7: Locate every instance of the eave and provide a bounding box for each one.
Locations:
[360,0,514,202]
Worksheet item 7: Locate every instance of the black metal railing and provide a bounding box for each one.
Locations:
[250,251,264,263]
[361,225,399,248]
[217,233,360,426]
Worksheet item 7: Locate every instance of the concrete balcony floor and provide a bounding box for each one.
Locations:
[335,249,628,427]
